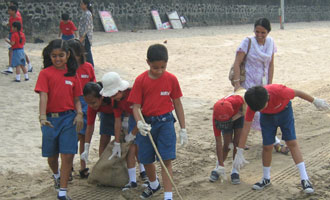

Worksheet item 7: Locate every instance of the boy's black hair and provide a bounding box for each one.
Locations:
[67,39,86,65]
[244,86,269,111]
[8,5,17,12]
[83,82,111,105]
[10,1,18,8]
[42,39,78,77]
[147,44,168,62]
[61,13,70,21]
[12,21,22,43]
[254,18,271,33]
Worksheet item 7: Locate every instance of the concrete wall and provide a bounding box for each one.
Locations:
[1,0,330,39]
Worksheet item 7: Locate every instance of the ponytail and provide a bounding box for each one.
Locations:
[12,21,22,43]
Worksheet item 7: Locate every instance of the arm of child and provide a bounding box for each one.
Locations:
[58,29,61,38]
[108,117,122,160]
[215,135,224,167]
[294,89,330,110]
[73,96,84,133]
[173,97,188,146]
[39,92,53,127]
[81,124,94,163]
[132,104,151,136]
[4,38,15,46]
[232,120,251,170]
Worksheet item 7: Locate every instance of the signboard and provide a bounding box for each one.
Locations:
[151,10,163,30]
[167,11,183,29]
[99,11,118,32]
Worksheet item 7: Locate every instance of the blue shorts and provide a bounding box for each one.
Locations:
[62,34,74,41]
[78,96,88,135]
[260,101,296,145]
[221,116,244,135]
[136,112,176,164]
[99,112,115,136]
[12,48,26,67]
[41,111,78,157]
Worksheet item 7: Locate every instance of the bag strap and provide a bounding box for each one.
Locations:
[242,37,252,62]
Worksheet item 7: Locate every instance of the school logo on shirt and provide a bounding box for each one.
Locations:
[274,103,282,109]
[160,91,170,96]
[65,80,73,86]
[81,74,89,79]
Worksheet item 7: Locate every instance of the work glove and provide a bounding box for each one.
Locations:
[80,143,90,163]
[232,147,249,171]
[109,142,121,160]
[313,98,330,110]
[39,114,54,128]
[73,112,84,133]
[137,120,151,136]
[125,132,136,142]
[179,128,188,146]
[122,117,129,132]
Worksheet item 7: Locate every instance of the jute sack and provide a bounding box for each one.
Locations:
[87,140,131,187]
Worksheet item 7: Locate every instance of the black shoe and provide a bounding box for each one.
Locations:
[13,79,20,82]
[252,178,271,190]
[79,168,89,179]
[140,184,161,199]
[231,173,240,185]
[122,181,137,191]
[52,175,60,191]
[57,195,72,200]
[140,171,148,181]
[2,70,13,74]
[25,78,29,81]
[301,179,314,194]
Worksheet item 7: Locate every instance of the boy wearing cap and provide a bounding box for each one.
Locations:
[233,84,330,194]
[210,88,246,185]
[128,44,188,200]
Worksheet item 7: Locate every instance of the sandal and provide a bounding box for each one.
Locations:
[274,144,290,155]
[79,168,89,179]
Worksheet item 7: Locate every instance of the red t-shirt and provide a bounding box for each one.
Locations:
[60,20,77,35]
[245,84,295,121]
[113,90,133,118]
[76,62,96,90]
[87,103,113,125]
[213,95,244,137]
[11,31,25,49]
[128,71,183,116]
[9,15,23,33]
[34,66,82,113]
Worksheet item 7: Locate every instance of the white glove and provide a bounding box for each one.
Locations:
[108,142,121,160]
[80,143,90,163]
[122,117,129,131]
[125,132,136,142]
[137,120,151,136]
[232,147,249,171]
[179,128,188,146]
[214,165,227,181]
[313,98,330,110]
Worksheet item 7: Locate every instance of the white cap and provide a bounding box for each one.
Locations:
[99,72,129,97]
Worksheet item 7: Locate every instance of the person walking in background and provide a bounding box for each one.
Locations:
[79,0,94,67]
[231,17,288,154]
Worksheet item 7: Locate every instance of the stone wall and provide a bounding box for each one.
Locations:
[1,0,330,39]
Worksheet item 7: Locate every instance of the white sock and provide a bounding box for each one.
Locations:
[231,167,239,174]
[150,179,159,190]
[28,63,32,69]
[139,163,145,172]
[164,192,173,200]
[216,160,219,168]
[274,136,281,145]
[53,172,60,179]
[58,188,67,197]
[24,73,29,79]
[296,162,309,180]
[263,166,271,179]
[16,74,20,81]
[128,167,136,183]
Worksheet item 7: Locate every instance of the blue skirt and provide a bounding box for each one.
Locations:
[12,48,26,67]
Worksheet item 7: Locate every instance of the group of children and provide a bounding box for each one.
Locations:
[3,1,33,81]
[35,37,187,200]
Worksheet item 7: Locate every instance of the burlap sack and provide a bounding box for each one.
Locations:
[87,141,131,187]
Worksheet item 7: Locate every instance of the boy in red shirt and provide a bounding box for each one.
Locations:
[210,88,246,185]
[233,84,330,194]
[128,44,188,200]
[59,13,78,41]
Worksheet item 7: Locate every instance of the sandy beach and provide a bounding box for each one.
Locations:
[1,21,330,200]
